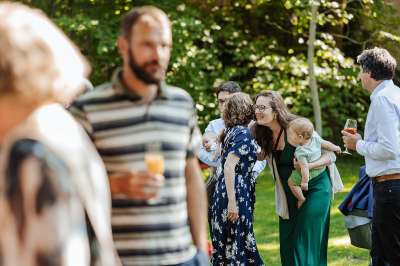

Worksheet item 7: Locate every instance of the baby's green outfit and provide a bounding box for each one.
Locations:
[291,132,325,185]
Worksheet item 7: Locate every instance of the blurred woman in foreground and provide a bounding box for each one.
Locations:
[0,2,119,266]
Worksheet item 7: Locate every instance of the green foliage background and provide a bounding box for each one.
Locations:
[16,0,400,142]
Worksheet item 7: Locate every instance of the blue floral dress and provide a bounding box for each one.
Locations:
[210,125,264,266]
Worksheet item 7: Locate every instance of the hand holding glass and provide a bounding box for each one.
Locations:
[342,119,357,155]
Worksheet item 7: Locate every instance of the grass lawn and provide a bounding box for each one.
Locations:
[205,153,372,265]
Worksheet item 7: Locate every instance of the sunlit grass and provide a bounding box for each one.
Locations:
[205,154,372,265]
[257,242,280,251]
[330,236,351,246]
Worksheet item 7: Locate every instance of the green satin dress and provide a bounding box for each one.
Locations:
[276,129,332,266]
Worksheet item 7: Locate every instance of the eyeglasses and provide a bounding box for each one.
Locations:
[217,99,226,104]
[254,105,269,112]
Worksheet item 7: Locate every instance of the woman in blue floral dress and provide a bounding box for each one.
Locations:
[211,93,264,266]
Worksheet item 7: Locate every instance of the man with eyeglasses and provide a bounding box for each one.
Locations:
[198,81,266,179]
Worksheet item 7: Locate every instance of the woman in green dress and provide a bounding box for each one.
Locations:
[251,91,336,265]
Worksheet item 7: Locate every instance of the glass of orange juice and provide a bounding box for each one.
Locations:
[145,143,164,204]
[145,154,165,174]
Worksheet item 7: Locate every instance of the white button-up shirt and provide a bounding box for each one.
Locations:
[356,80,400,177]
[198,118,266,179]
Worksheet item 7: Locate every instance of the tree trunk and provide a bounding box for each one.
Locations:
[326,0,347,50]
[66,0,74,15]
[308,1,322,135]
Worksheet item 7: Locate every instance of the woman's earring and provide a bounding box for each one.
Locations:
[274,115,277,119]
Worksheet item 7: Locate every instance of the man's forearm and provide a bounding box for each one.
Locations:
[357,139,398,160]
[185,157,208,255]
[357,96,399,160]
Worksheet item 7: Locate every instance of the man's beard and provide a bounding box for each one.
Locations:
[128,48,164,85]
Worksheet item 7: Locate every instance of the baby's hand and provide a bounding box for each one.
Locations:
[334,145,341,154]
[301,182,308,191]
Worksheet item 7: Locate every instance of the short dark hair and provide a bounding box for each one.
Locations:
[215,81,242,97]
[120,6,170,40]
[357,47,397,81]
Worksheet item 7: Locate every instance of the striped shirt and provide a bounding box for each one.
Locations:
[69,68,202,266]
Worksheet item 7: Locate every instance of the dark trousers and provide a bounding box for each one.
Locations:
[371,179,400,266]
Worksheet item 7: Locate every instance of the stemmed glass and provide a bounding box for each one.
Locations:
[342,119,357,155]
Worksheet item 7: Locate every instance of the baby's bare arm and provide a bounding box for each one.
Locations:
[321,140,341,154]
[298,160,309,182]
[298,160,309,191]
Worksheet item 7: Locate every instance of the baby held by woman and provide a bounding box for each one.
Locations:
[202,132,221,178]
[287,118,341,208]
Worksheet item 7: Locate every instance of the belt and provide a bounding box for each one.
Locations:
[371,173,400,185]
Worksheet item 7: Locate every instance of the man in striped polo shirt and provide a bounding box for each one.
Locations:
[69,6,209,266]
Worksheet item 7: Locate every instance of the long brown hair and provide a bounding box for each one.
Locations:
[251,90,298,158]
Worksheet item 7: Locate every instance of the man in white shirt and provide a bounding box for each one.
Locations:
[198,81,266,179]
[343,47,400,266]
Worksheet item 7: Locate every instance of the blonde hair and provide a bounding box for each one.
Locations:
[289,118,314,140]
[0,2,90,104]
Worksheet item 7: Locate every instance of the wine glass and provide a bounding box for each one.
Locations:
[342,119,357,155]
